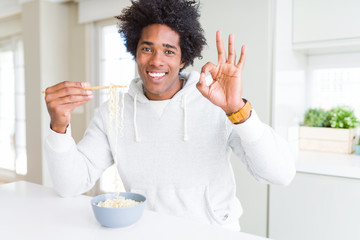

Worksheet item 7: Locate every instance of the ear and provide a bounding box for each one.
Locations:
[180,61,185,69]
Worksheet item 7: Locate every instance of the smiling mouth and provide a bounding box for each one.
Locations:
[147,71,167,79]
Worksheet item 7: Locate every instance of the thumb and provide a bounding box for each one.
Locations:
[196,72,210,99]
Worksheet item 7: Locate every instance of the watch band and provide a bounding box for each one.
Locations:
[227,99,252,123]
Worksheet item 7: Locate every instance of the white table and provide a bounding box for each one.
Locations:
[0,181,269,240]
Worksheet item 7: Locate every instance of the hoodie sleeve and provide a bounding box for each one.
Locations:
[44,107,113,197]
[228,110,296,186]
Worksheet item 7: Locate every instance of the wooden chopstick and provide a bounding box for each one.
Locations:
[42,85,127,93]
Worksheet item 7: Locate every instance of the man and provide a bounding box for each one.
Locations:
[44,0,295,231]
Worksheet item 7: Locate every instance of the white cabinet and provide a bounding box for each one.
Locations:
[292,0,360,53]
[269,172,360,240]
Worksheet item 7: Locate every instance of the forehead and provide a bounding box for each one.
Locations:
[139,24,181,47]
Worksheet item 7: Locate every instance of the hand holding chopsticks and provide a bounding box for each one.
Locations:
[43,81,126,134]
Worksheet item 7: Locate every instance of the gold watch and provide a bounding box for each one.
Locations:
[227,99,252,123]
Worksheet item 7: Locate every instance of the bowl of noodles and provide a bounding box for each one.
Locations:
[91,192,146,228]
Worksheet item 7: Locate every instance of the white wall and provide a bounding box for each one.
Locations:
[22,0,43,184]
[188,0,276,236]
[0,14,22,38]
[68,2,88,143]
[189,0,274,125]
[40,1,71,187]
[272,0,307,145]
[0,0,21,18]
[78,0,131,23]
[21,1,88,186]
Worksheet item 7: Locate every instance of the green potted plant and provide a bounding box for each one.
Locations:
[325,106,359,129]
[304,108,329,127]
[299,106,360,154]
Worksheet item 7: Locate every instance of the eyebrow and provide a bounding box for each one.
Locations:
[139,41,178,51]
[163,43,178,50]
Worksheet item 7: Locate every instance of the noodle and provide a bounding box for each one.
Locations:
[119,88,125,137]
[102,85,143,208]
[96,196,141,208]
[107,85,120,138]
[107,84,123,194]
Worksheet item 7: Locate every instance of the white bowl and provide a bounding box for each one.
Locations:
[91,192,146,228]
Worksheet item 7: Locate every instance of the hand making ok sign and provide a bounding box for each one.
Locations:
[196,30,246,116]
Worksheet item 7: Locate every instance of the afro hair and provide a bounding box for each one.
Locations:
[116,0,206,70]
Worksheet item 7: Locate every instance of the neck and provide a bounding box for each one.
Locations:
[144,78,184,100]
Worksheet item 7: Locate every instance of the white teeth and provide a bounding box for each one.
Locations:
[148,72,165,77]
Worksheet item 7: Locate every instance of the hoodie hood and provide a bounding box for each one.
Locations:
[126,71,205,142]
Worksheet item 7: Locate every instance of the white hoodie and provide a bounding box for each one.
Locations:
[45,71,295,227]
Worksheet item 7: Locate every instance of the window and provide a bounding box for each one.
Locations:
[0,36,26,177]
[307,53,360,119]
[95,21,136,193]
[308,68,360,118]
[272,52,360,153]
[97,23,135,105]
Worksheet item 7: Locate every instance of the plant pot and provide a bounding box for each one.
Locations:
[299,126,358,154]
[355,145,360,155]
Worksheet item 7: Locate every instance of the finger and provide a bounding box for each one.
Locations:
[227,34,236,65]
[198,72,206,87]
[64,100,92,110]
[48,98,92,120]
[201,61,217,77]
[196,73,211,99]
[45,81,90,94]
[47,95,93,111]
[216,30,226,64]
[236,45,247,70]
[57,94,94,105]
[201,61,221,85]
[45,86,93,103]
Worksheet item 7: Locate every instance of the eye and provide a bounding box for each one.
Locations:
[165,50,175,55]
[142,47,151,52]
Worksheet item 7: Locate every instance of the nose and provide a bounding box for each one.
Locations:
[149,50,164,67]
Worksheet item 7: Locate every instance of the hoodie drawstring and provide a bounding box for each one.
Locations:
[133,93,140,142]
[182,94,189,141]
